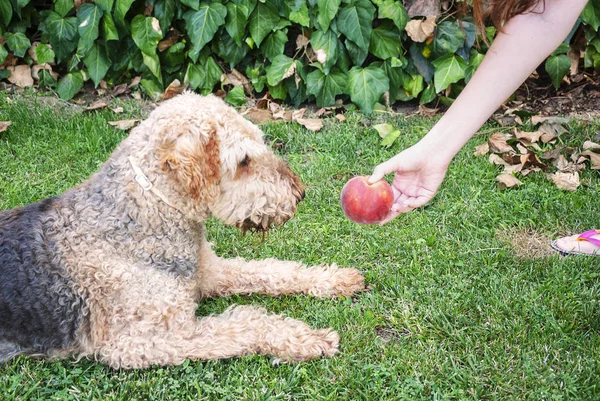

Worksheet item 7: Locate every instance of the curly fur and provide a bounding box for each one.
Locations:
[0,92,365,368]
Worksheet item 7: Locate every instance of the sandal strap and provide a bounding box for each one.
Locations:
[577,229,600,247]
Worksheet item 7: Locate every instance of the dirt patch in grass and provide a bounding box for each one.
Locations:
[496,228,556,259]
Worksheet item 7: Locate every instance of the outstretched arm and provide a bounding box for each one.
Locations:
[370,0,589,224]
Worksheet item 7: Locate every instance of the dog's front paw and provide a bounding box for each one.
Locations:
[272,327,340,363]
[330,267,365,297]
[306,265,365,297]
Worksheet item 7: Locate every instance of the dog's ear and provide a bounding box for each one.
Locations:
[158,120,221,201]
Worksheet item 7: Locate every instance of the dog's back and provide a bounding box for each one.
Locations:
[0,198,84,362]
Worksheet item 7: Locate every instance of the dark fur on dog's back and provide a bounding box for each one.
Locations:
[0,199,83,361]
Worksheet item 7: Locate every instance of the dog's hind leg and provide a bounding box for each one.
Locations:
[100,305,339,368]
[196,246,364,298]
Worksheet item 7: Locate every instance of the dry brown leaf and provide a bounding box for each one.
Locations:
[291,108,306,121]
[158,31,182,52]
[243,108,274,125]
[489,153,509,166]
[580,150,600,169]
[296,118,323,132]
[405,16,437,42]
[583,141,600,151]
[128,76,142,88]
[108,119,140,131]
[86,98,110,111]
[272,109,293,121]
[113,83,129,96]
[515,130,543,144]
[554,154,570,171]
[112,106,124,113]
[504,164,523,174]
[418,104,439,116]
[7,65,34,87]
[222,69,252,94]
[516,143,528,155]
[568,48,580,75]
[32,64,58,81]
[296,34,309,50]
[550,171,580,191]
[0,121,12,133]
[531,115,571,125]
[161,79,185,101]
[335,114,346,122]
[28,42,41,64]
[496,173,522,189]
[473,143,489,157]
[540,132,557,144]
[488,132,514,153]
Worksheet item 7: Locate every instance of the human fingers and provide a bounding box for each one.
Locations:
[368,155,402,184]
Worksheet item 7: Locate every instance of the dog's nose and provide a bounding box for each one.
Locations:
[301,190,306,200]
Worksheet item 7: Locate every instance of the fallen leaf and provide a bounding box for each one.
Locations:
[32,64,58,81]
[539,121,568,137]
[473,143,489,157]
[531,115,571,125]
[242,108,274,125]
[540,132,557,143]
[515,130,543,144]
[516,143,528,155]
[489,154,510,167]
[0,121,11,133]
[272,109,293,121]
[7,65,34,87]
[418,104,439,116]
[549,171,579,191]
[112,106,124,113]
[373,123,396,139]
[405,16,437,42]
[86,98,110,111]
[554,154,570,171]
[161,79,185,101]
[108,119,140,131]
[496,173,522,189]
[113,83,129,96]
[488,132,514,153]
[296,118,323,132]
[504,164,523,174]
[128,76,142,88]
[291,108,306,121]
[222,69,252,94]
[335,114,346,122]
[583,141,600,151]
[580,150,600,169]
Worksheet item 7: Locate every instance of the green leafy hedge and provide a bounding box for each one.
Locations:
[1,0,599,112]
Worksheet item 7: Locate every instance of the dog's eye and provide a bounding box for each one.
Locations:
[239,155,250,168]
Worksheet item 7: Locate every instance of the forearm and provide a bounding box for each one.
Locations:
[421,0,589,163]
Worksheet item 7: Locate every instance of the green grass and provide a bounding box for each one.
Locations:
[1,92,599,400]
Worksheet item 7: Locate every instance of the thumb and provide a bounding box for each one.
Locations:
[368,157,400,184]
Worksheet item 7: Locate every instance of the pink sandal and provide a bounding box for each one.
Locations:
[551,229,600,256]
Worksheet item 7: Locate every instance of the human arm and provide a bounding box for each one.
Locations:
[370,0,590,224]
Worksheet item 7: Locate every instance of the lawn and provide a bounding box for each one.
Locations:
[0,92,599,400]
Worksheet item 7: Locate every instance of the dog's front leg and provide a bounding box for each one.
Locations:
[196,247,365,298]
[100,305,339,368]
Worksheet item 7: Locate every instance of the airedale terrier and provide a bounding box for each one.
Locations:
[0,92,365,369]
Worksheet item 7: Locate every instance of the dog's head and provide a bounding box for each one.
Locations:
[150,92,305,231]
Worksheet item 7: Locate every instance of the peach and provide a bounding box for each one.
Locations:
[340,176,394,224]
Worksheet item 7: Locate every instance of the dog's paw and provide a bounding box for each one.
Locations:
[330,267,365,297]
[272,328,340,363]
[306,266,365,298]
